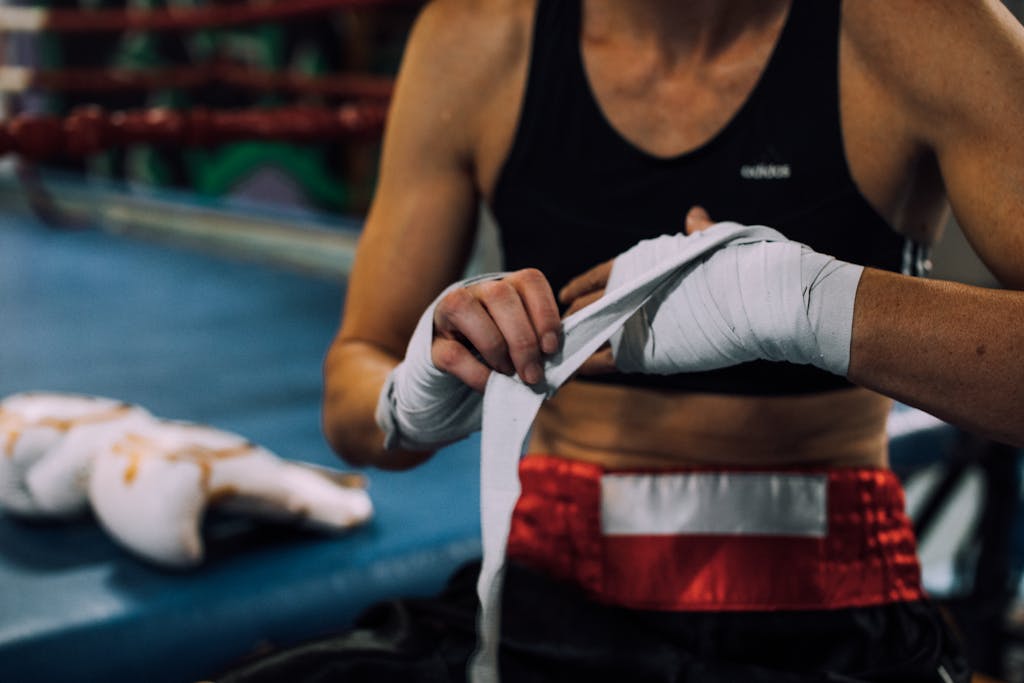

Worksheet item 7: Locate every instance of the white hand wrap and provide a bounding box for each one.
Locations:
[0,392,155,517]
[89,420,373,568]
[375,272,509,450]
[469,223,865,683]
[609,223,864,377]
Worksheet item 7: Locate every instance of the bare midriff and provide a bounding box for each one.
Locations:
[527,380,893,470]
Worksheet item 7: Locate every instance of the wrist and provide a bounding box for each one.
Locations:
[801,249,864,376]
[375,272,510,451]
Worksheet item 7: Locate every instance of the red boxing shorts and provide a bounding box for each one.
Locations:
[507,455,924,611]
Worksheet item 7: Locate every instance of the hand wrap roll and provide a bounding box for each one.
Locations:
[375,272,509,450]
[609,223,864,377]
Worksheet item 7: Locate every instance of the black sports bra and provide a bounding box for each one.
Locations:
[490,0,925,395]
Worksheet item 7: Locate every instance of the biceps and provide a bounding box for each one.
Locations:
[937,122,1024,289]
[338,173,479,356]
[919,3,1024,288]
[334,0,491,353]
[852,0,1024,287]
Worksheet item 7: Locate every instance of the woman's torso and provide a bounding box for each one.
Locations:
[470,0,948,470]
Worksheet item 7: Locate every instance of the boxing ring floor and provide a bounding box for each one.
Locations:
[0,193,1014,682]
[0,208,482,682]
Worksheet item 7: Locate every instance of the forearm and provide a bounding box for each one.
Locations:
[848,268,1024,446]
[321,340,433,470]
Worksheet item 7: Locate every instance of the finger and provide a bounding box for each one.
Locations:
[508,269,562,355]
[558,260,613,306]
[576,346,617,376]
[564,288,604,317]
[685,206,714,234]
[431,338,493,392]
[435,288,515,376]
[473,279,545,385]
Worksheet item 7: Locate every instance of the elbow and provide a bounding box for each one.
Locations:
[320,342,374,467]
[319,387,381,468]
[320,396,434,472]
[320,376,373,469]
[997,395,1024,448]
[999,425,1024,450]
[964,408,1024,450]
[320,339,435,471]
[321,408,368,468]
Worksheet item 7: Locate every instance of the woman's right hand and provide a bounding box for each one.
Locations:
[432,268,563,392]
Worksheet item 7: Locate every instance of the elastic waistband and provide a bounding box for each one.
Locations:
[507,455,923,611]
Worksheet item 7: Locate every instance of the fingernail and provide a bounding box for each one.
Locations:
[525,362,543,384]
[542,332,559,354]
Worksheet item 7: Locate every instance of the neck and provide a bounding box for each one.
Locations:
[582,0,790,64]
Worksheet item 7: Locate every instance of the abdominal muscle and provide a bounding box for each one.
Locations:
[526,380,893,470]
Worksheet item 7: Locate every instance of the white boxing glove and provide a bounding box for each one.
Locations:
[0,392,155,517]
[608,222,865,377]
[89,420,373,568]
[375,272,509,450]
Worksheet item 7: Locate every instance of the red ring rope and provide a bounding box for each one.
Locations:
[0,0,420,34]
[1,103,388,160]
[0,65,394,100]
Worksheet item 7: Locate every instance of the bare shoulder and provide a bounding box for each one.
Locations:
[398,0,535,155]
[410,0,533,74]
[842,0,1024,141]
[337,0,537,355]
[843,0,1024,287]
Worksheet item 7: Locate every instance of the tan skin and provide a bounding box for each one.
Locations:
[324,0,1024,472]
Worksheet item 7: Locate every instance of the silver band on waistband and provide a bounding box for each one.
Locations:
[600,472,828,537]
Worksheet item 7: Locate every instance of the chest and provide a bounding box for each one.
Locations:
[478,19,942,244]
[578,33,780,161]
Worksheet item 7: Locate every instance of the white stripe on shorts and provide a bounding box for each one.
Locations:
[600,471,828,537]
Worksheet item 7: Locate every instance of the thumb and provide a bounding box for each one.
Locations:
[685,206,714,234]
